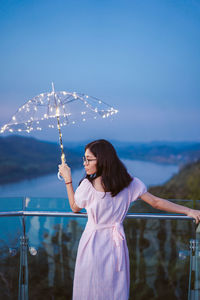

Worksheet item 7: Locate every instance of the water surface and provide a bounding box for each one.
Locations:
[0,159,178,197]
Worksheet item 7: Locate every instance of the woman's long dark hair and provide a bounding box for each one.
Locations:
[84,139,132,197]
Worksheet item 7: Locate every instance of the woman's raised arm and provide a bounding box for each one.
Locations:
[58,162,82,213]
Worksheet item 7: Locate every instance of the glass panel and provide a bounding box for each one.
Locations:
[26,215,196,300]
[27,215,87,300]
[0,216,21,299]
[24,197,69,212]
[124,218,195,300]
[0,197,23,211]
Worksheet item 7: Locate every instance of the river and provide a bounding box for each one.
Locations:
[0,159,178,198]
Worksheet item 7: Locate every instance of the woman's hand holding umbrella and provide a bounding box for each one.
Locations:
[58,162,72,184]
[58,162,81,213]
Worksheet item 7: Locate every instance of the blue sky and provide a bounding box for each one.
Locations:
[0,0,200,143]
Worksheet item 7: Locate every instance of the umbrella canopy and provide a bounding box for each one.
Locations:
[0,83,118,168]
[1,83,118,134]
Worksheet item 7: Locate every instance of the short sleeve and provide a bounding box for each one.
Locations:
[74,179,92,208]
[129,177,147,203]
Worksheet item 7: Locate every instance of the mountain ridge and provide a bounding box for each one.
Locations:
[148,159,200,201]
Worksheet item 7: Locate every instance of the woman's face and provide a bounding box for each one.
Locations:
[84,148,97,175]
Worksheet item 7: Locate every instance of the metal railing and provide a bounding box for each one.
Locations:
[0,210,196,220]
[0,210,199,300]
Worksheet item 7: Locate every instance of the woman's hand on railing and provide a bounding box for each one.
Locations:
[187,209,200,224]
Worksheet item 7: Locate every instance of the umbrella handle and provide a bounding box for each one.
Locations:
[57,171,64,181]
[57,153,66,181]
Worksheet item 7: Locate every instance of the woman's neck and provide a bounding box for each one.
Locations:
[93,176,105,192]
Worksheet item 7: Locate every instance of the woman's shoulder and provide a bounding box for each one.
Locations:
[127,177,147,202]
[131,176,145,185]
[128,176,147,191]
[79,178,90,185]
[75,178,93,208]
[78,178,92,189]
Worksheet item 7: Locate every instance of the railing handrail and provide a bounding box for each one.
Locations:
[0,210,195,221]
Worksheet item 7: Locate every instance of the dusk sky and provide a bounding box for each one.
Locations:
[1,0,200,144]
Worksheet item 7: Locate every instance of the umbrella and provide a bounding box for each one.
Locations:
[0,83,118,179]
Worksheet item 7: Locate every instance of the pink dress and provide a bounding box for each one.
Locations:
[73,177,147,300]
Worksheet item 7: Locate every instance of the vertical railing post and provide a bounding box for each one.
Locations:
[18,197,29,300]
[188,223,199,300]
[18,236,29,300]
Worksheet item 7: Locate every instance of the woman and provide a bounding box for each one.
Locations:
[58,139,200,300]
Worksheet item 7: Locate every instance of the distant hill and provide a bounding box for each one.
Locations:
[148,159,200,201]
[66,140,200,165]
[113,140,200,165]
[0,136,82,184]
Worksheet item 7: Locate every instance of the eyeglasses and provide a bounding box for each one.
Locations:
[83,156,97,165]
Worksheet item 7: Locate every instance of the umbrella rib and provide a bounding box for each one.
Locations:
[76,94,102,116]
[63,98,77,104]
[56,94,70,125]
[47,94,50,117]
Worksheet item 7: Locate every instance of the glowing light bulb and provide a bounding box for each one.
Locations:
[73,92,77,99]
